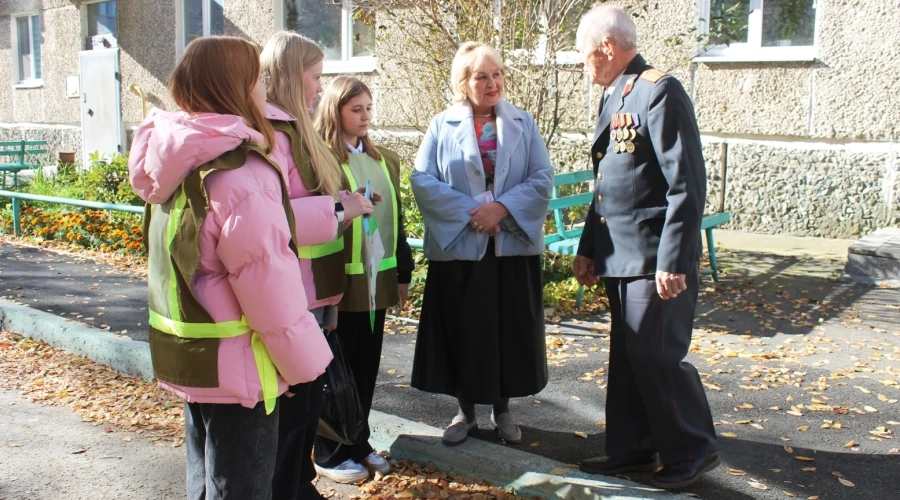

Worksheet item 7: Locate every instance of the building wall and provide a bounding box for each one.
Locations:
[618,0,900,238]
[1,0,898,238]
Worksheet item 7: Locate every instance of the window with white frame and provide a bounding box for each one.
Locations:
[13,14,42,83]
[179,0,225,52]
[697,0,818,61]
[281,0,376,73]
[85,1,118,49]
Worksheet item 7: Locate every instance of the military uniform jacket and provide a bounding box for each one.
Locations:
[577,54,707,277]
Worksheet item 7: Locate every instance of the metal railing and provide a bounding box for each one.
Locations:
[0,190,144,237]
[0,190,427,250]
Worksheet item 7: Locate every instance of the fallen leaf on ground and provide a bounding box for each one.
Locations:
[795,456,815,462]
[8,443,23,447]
[747,479,768,490]
[802,467,817,472]
[530,442,539,447]
[720,432,738,438]
[725,468,746,476]
[844,440,857,448]
[865,406,878,413]
[838,478,855,487]
[574,432,588,439]
[784,445,794,453]
[797,425,810,432]
[71,448,87,454]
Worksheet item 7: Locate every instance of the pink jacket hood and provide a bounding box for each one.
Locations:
[128,109,266,204]
[266,103,297,122]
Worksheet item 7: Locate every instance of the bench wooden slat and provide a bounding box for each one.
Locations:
[0,151,24,157]
[21,140,48,146]
[554,170,594,186]
[548,192,593,211]
[24,149,47,155]
[545,227,584,246]
[701,212,730,229]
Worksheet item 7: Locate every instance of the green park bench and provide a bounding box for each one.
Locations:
[545,169,731,307]
[0,140,49,190]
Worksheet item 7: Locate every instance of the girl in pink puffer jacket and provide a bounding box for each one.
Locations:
[128,36,331,500]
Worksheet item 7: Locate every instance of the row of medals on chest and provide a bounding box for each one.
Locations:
[611,112,639,154]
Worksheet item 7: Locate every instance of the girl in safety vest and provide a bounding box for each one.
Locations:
[127,36,332,499]
[260,32,377,497]
[312,76,415,482]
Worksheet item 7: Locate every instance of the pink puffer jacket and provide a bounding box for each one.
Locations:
[128,109,333,407]
[267,104,344,309]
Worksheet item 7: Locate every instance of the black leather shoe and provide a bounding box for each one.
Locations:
[650,452,720,489]
[579,455,659,476]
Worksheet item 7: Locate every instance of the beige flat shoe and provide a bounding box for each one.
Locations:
[441,414,477,446]
[491,411,522,444]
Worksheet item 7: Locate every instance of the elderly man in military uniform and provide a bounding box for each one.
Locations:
[571,4,719,489]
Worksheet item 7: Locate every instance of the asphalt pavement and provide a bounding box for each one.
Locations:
[2,237,899,499]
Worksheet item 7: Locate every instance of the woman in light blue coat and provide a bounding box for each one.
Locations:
[410,42,553,447]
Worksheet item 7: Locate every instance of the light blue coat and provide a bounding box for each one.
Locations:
[411,99,554,261]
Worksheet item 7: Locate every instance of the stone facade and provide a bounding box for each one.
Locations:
[0,0,898,238]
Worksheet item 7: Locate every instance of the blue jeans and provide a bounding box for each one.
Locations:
[185,401,279,500]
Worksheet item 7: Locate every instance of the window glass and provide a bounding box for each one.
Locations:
[709,0,750,45]
[87,1,117,37]
[351,5,375,58]
[284,0,343,61]
[17,17,32,80]
[762,0,816,47]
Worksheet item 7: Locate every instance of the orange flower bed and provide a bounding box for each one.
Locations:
[0,206,144,256]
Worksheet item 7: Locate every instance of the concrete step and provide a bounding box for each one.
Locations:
[843,227,900,287]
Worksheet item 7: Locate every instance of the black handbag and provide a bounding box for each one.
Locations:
[316,332,367,445]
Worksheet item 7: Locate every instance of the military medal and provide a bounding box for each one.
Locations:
[626,141,636,153]
[610,113,619,141]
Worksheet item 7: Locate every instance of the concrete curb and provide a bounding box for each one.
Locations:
[0,299,153,379]
[0,300,686,500]
[368,412,682,500]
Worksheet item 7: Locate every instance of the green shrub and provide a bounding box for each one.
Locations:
[83,152,142,206]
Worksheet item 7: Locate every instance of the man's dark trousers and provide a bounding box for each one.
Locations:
[603,271,717,465]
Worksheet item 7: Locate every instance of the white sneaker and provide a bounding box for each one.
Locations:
[362,452,392,475]
[314,458,370,484]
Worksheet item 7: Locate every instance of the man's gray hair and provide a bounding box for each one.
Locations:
[576,4,638,52]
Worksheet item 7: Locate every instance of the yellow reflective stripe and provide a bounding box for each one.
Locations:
[151,310,278,415]
[344,256,397,275]
[149,310,251,338]
[341,157,399,277]
[297,236,344,259]
[251,332,278,415]
[341,163,364,274]
[377,157,400,259]
[167,190,187,322]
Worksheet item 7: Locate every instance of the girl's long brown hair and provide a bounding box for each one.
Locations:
[169,36,275,154]
[315,76,381,165]
[261,32,342,197]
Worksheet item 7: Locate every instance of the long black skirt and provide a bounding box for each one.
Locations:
[411,245,548,404]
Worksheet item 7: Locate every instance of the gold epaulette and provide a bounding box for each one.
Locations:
[640,68,667,83]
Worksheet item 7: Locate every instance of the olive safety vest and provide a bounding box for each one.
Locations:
[338,150,401,312]
[144,144,298,414]
[269,119,345,300]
